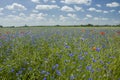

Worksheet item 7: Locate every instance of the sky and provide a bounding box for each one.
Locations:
[0,0,120,26]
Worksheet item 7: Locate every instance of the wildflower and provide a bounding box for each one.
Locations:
[84,52,88,55]
[45,72,50,76]
[78,55,84,60]
[91,69,94,73]
[92,58,96,62]
[0,42,2,47]
[82,29,85,32]
[16,70,22,76]
[81,38,85,41]
[41,70,46,74]
[0,68,3,71]
[43,77,47,80]
[65,45,70,48]
[6,31,10,34]
[56,70,61,76]
[86,65,92,71]
[28,67,32,71]
[88,78,93,80]
[100,60,104,64]
[117,31,120,34]
[69,53,74,57]
[18,70,22,74]
[70,75,75,80]
[96,48,101,52]
[20,68,25,71]
[100,32,105,35]
[11,68,14,72]
[52,64,59,70]
[92,47,96,51]
[102,44,106,48]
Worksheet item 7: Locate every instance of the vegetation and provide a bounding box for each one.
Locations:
[0,27,120,80]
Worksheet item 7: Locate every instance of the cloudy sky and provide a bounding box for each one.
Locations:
[0,0,120,26]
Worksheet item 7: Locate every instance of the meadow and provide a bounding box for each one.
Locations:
[0,27,120,80]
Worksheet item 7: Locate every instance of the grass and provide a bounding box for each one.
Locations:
[0,27,120,80]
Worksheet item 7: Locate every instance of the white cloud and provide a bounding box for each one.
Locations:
[0,13,3,15]
[119,11,120,14]
[19,13,25,17]
[43,0,56,3]
[31,0,40,3]
[110,10,115,12]
[67,13,79,20]
[96,10,102,13]
[103,11,108,13]
[6,3,27,11]
[86,14,92,18]
[29,13,48,20]
[51,0,56,3]
[67,13,76,18]
[59,15,67,21]
[36,5,60,10]
[88,7,96,11]
[61,6,74,12]
[61,0,92,5]
[83,17,88,20]
[74,5,84,12]
[88,7,102,12]
[93,17,108,20]
[32,10,39,13]
[0,8,4,12]
[96,4,101,7]
[106,2,120,7]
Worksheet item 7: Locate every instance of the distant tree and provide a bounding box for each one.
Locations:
[55,25,60,27]
[10,26,15,28]
[0,25,3,28]
[87,24,93,27]
[24,24,29,27]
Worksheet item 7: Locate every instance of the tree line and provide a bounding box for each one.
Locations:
[0,24,120,28]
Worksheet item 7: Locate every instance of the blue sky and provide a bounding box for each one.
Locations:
[0,0,120,26]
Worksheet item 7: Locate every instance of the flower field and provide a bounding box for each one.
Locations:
[0,27,120,80]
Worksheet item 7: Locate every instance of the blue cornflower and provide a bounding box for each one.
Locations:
[18,70,22,74]
[55,64,59,68]
[52,64,59,70]
[56,70,61,76]
[28,67,32,71]
[70,75,75,80]
[88,78,93,80]
[45,72,50,76]
[0,42,2,47]
[16,70,22,76]
[84,52,88,55]
[43,77,47,80]
[20,68,25,71]
[78,55,84,60]
[92,58,96,62]
[0,68,3,71]
[11,68,14,72]
[41,70,46,74]
[65,45,70,48]
[69,53,74,57]
[102,44,106,48]
[100,60,104,64]
[86,65,92,71]
[81,38,85,41]
[96,48,100,52]
[91,69,94,73]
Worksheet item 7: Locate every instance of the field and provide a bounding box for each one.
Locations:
[0,27,120,80]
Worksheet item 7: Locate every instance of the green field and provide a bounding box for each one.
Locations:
[0,27,120,80]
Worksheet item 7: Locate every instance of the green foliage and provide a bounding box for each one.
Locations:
[0,27,120,80]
